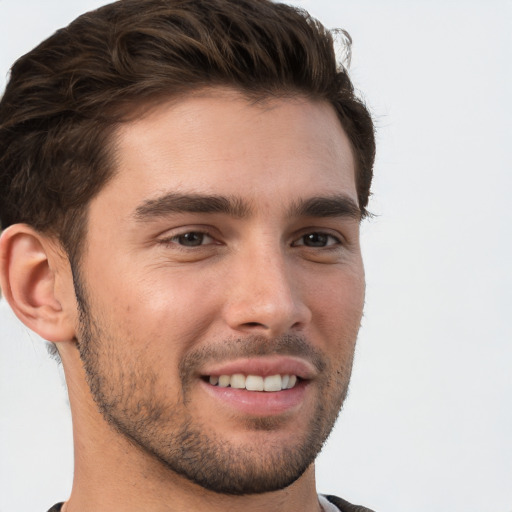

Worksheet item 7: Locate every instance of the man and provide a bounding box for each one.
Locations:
[0,0,375,510]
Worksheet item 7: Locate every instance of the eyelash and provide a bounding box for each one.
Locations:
[158,230,343,249]
[159,231,217,248]
[292,232,342,248]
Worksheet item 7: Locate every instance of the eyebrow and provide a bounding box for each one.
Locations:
[134,192,361,222]
[288,195,362,221]
[134,192,250,221]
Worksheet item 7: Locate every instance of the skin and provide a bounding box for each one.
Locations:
[0,88,365,512]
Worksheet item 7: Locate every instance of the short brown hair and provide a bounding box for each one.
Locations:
[0,0,375,262]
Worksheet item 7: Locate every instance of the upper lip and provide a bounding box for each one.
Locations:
[199,355,317,380]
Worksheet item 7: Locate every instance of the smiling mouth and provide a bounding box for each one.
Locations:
[206,374,299,392]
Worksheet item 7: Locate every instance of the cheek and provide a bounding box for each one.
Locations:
[91,267,221,356]
[309,269,365,343]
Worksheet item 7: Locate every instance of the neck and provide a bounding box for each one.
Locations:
[61,351,323,512]
[66,441,321,512]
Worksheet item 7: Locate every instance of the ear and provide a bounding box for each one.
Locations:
[0,224,77,342]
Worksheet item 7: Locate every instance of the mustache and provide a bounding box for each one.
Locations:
[179,334,327,383]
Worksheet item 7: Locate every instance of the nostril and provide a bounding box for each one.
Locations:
[243,322,267,328]
[224,292,311,337]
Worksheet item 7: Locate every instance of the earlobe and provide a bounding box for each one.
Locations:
[0,224,76,342]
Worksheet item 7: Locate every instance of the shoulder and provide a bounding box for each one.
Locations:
[323,494,377,512]
[46,504,64,512]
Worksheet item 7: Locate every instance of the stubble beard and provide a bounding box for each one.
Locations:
[73,275,355,495]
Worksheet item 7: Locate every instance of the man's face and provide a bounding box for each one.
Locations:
[74,89,365,494]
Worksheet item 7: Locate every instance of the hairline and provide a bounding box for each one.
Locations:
[59,85,365,267]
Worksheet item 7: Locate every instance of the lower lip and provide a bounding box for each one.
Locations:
[200,379,308,416]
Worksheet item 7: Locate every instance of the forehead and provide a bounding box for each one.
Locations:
[99,89,357,216]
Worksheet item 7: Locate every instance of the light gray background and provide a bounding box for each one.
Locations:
[1,1,511,511]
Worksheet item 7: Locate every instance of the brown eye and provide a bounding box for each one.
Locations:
[176,232,206,246]
[294,232,340,248]
[304,233,328,247]
[159,230,218,250]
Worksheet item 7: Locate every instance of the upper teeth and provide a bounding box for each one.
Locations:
[209,374,297,391]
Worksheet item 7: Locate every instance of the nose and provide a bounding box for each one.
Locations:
[222,245,312,337]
